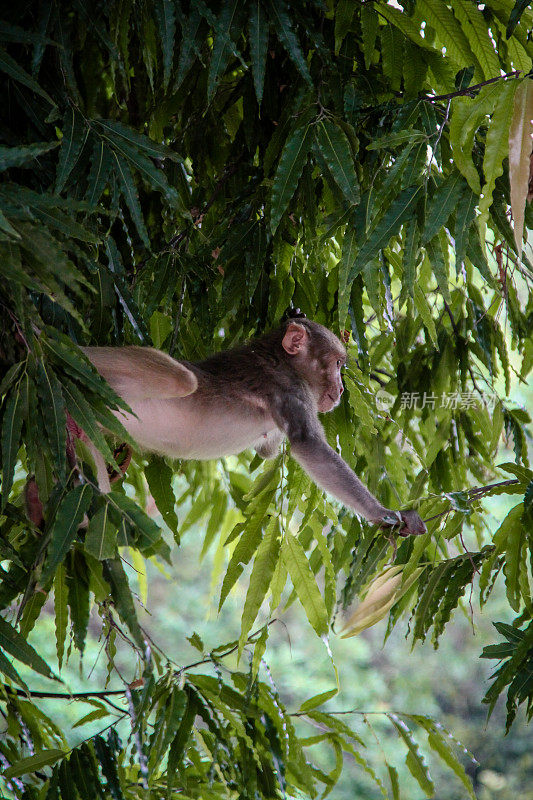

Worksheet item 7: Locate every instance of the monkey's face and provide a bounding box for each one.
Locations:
[315,354,345,413]
[281,320,346,412]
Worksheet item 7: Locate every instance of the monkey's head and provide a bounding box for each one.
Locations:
[281,319,347,413]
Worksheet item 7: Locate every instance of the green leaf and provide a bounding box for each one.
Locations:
[0,649,27,688]
[381,25,403,92]
[249,0,269,105]
[402,217,419,300]
[449,82,501,193]
[103,557,145,650]
[85,503,118,560]
[0,141,59,171]
[298,688,338,713]
[54,564,68,670]
[85,140,113,204]
[95,119,181,161]
[282,533,328,637]
[109,492,165,554]
[422,172,465,243]
[3,749,65,779]
[0,46,55,104]
[271,123,312,233]
[56,107,87,194]
[207,0,244,101]
[1,388,24,510]
[237,518,281,657]
[62,379,119,472]
[114,153,150,248]
[0,614,57,680]
[479,79,517,222]
[315,119,359,205]
[338,226,357,327]
[360,4,379,69]
[267,0,312,87]
[507,0,530,38]
[417,0,480,76]
[334,0,355,56]
[36,362,67,481]
[452,0,500,80]
[41,485,93,584]
[454,189,477,271]
[349,185,422,281]
[144,456,179,537]
[390,717,435,796]
[427,730,476,799]
[155,0,176,91]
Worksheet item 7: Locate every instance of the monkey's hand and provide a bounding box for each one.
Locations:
[379,509,427,537]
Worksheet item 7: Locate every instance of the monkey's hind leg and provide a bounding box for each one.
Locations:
[83,346,198,401]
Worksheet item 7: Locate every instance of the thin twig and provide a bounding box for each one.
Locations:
[419,70,521,103]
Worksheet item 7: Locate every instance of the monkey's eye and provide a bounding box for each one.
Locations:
[336,359,343,367]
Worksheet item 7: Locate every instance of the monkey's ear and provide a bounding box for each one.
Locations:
[282,322,309,355]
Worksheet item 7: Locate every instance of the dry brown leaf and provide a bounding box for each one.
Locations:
[509,79,533,255]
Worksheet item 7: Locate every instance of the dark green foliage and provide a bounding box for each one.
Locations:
[1,0,533,797]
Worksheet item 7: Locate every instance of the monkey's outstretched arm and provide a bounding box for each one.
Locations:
[272,395,426,536]
[83,346,198,401]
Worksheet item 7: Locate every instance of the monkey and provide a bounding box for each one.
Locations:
[82,315,426,536]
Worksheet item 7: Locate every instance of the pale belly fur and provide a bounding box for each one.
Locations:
[115,396,277,460]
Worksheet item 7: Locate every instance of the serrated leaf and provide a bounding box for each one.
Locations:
[3,749,65,779]
[85,503,118,560]
[507,0,530,38]
[237,519,281,657]
[0,615,57,680]
[452,0,499,80]
[282,533,328,637]
[0,46,55,104]
[56,107,87,194]
[427,730,476,798]
[454,189,477,271]
[145,456,179,536]
[349,185,422,281]
[95,119,180,161]
[103,557,145,650]
[62,379,119,472]
[36,362,67,481]
[381,25,403,92]
[109,493,164,554]
[426,236,450,303]
[334,0,354,56]
[114,153,150,248]
[418,0,480,76]
[54,564,68,670]
[449,82,501,193]
[0,141,58,171]
[509,78,533,256]
[249,0,269,105]
[338,226,357,327]
[390,718,434,796]
[422,172,465,243]
[207,0,243,101]
[360,4,378,69]
[479,80,518,223]
[298,688,338,713]
[85,139,113,205]
[267,0,312,87]
[155,0,176,91]
[0,649,27,688]
[315,119,359,205]
[42,485,93,584]
[270,123,312,233]
[1,388,24,509]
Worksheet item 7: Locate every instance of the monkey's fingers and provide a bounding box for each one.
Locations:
[397,509,427,537]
